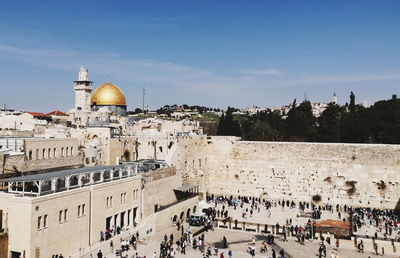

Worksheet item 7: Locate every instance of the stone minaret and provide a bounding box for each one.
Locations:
[74,65,93,111]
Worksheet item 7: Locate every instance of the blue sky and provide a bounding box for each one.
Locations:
[0,0,399,112]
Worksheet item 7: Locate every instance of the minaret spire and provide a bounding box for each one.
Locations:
[74,65,93,110]
[332,92,338,104]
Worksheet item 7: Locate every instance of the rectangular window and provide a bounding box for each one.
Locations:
[71,147,73,156]
[48,148,51,158]
[199,159,202,168]
[61,147,64,157]
[53,148,56,158]
[78,205,81,217]
[43,215,47,228]
[110,197,113,207]
[66,147,69,156]
[121,193,123,203]
[37,216,42,230]
[28,150,32,160]
[124,193,127,202]
[106,197,109,207]
[82,204,85,216]
[59,210,63,223]
[42,149,46,159]
[36,149,39,159]
[64,209,68,221]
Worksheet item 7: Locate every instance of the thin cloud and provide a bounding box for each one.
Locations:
[241,69,283,76]
[0,43,399,101]
[269,73,400,88]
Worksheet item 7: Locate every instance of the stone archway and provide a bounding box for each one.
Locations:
[193,205,197,213]
[179,211,185,220]
[172,215,178,223]
[186,208,191,218]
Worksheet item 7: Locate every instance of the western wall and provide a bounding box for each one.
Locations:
[173,135,400,210]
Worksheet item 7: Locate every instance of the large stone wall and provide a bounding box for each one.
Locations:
[142,169,182,218]
[176,136,400,210]
[108,136,177,165]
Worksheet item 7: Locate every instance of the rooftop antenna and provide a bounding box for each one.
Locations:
[304,91,308,102]
[142,86,146,112]
[107,74,110,83]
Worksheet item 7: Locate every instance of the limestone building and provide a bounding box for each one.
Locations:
[0,137,82,175]
[0,162,197,258]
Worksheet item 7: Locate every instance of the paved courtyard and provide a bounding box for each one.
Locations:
[98,226,397,258]
[213,199,399,240]
[89,200,399,258]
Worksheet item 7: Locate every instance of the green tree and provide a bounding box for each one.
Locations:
[217,113,226,135]
[217,107,241,136]
[340,107,371,143]
[349,91,356,112]
[369,97,400,143]
[317,103,344,142]
[284,101,317,141]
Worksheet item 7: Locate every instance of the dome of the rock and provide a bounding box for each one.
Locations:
[91,83,127,106]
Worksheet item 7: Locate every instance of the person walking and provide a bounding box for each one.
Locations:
[228,250,233,258]
[279,248,285,258]
[318,245,323,258]
[358,240,364,253]
[181,240,186,254]
[97,250,103,258]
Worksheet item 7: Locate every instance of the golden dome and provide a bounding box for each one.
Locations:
[91,83,127,106]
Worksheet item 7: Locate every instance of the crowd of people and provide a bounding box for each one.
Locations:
[88,194,399,257]
[352,207,400,241]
